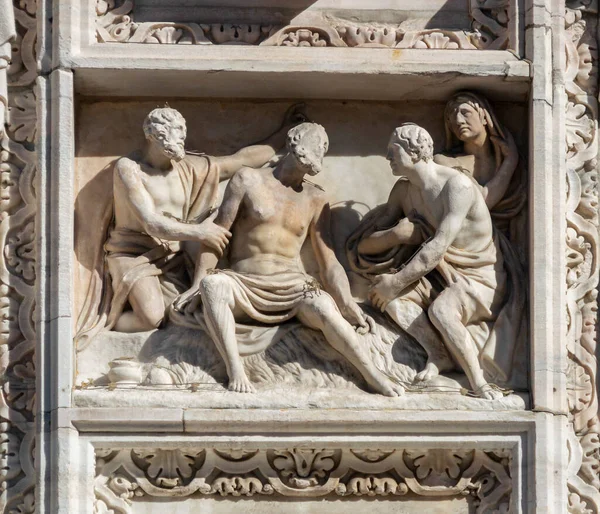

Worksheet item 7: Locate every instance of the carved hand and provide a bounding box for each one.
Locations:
[341,302,373,334]
[368,273,402,312]
[195,210,231,254]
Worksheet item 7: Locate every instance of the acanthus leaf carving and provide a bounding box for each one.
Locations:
[95,1,515,50]
[95,447,514,513]
[470,0,510,50]
[7,89,36,144]
[565,4,600,512]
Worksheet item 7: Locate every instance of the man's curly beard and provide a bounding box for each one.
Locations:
[162,140,186,162]
[293,147,322,176]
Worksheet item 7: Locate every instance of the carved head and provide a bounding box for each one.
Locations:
[388,123,434,175]
[443,92,507,152]
[143,108,187,162]
[286,122,329,176]
[0,162,22,213]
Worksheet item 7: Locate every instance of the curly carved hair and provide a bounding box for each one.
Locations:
[143,107,187,140]
[391,123,434,163]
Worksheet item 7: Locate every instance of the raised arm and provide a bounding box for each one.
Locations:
[310,197,368,329]
[116,158,230,250]
[210,104,307,181]
[369,176,473,311]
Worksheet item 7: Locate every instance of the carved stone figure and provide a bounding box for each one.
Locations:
[348,123,525,400]
[436,91,527,255]
[172,122,404,396]
[75,105,305,346]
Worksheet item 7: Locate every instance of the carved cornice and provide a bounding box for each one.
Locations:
[94,447,513,513]
[564,2,600,512]
[95,0,512,50]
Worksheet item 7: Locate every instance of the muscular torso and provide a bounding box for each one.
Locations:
[402,165,493,252]
[113,155,187,234]
[228,169,322,274]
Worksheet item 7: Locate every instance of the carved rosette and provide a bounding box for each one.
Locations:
[95,0,514,50]
[0,0,40,512]
[94,447,512,513]
[565,2,600,512]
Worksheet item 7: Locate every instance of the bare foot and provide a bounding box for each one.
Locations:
[228,374,256,393]
[415,362,441,382]
[414,354,454,382]
[366,372,405,397]
[478,383,504,400]
[380,382,405,397]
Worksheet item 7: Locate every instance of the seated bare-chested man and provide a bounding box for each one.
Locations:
[104,105,304,334]
[360,123,510,400]
[175,122,403,396]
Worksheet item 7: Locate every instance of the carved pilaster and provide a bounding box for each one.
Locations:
[565,2,600,511]
[0,0,40,512]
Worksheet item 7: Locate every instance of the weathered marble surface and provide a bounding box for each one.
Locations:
[1,0,594,511]
[73,100,529,403]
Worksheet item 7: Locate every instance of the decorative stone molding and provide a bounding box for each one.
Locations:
[0,0,40,510]
[94,447,513,513]
[469,0,510,50]
[564,1,600,512]
[95,0,513,50]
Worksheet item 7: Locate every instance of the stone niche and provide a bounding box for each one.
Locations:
[74,97,529,410]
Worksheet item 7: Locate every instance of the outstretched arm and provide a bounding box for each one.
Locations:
[211,104,307,181]
[311,199,369,331]
[116,158,230,251]
[369,176,473,311]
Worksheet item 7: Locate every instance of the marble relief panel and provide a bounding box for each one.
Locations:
[73,97,529,408]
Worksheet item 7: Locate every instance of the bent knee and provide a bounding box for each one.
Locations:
[199,273,234,301]
[136,305,165,330]
[300,294,340,321]
[428,298,460,330]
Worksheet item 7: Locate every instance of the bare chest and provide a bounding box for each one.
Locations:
[242,181,315,236]
[140,170,187,215]
[407,184,446,228]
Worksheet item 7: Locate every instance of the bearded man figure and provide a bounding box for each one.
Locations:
[173,122,404,396]
[75,105,304,346]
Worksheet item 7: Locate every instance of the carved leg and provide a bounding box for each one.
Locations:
[116,276,166,332]
[200,274,255,393]
[385,298,454,382]
[297,295,404,397]
[428,292,502,400]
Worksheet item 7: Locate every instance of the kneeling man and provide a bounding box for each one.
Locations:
[175,122,403,396]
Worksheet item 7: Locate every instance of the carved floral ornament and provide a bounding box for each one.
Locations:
[564,1,600,513]
[95,0,512,50]
[94,447,513,514]
[0,0,42,509]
